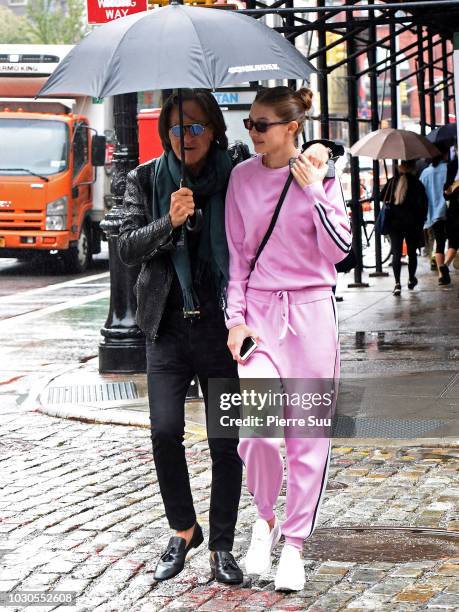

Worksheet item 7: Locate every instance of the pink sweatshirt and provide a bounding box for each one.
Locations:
[224,154,352,330]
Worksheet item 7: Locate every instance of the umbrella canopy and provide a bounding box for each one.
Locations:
[38,3,315,99]
[426,123,457,146]
[38,2,316,238]
[350,128,439,161]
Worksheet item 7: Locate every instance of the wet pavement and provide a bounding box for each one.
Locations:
[0,256,458,611]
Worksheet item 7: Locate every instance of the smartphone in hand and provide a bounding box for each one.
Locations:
[240,336,258,362]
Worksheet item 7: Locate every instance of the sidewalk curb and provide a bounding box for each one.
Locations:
[31,359,208,437]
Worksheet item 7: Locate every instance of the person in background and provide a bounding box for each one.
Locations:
[420,150,450,284]
[441,152,459,280]
[382,160,427,296]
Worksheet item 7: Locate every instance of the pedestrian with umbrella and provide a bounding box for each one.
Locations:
[39,2,341,583]
[350,128,436,295]
[379,160,428,296]
[119,91,334,584]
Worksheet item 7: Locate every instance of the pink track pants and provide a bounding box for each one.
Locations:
[237,287,339,550]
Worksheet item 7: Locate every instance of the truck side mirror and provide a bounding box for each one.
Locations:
[91,135,107,167]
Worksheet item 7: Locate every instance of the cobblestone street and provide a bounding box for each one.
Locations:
[2,0,459,609]
[1,385,458,611]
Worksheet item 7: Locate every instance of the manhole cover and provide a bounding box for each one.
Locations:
[304,528,459,562]
[0,439,36,455]
[46,382,138,405]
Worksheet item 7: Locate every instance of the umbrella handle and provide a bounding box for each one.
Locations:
[186,209,203,232]
[175,90,203,241]
[175,88,187,248]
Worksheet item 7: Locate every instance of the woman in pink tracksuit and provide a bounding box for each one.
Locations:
[225,86,351,591]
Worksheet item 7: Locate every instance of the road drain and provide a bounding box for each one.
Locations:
[46,382,139,405]
[304,527,459,562]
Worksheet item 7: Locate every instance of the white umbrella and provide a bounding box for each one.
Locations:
[350,128,439,160]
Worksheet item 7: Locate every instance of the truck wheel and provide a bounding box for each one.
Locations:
[63,223,92,274]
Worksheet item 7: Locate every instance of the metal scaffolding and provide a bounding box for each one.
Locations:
[239,0,459,284]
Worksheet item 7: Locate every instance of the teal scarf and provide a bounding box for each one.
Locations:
[154,146,233,314]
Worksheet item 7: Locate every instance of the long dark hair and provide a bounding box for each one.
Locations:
[158,89,228,153]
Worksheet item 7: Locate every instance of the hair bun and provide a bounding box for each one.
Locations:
[294,87,313,112]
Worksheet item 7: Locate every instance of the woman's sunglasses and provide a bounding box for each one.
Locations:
[169,123,207,137]
[243,118,290,133]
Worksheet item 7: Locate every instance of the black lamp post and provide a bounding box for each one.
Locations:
[99,92,146,373]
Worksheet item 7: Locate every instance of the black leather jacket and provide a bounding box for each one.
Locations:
[118,141,342,340]
[118,159,177,340]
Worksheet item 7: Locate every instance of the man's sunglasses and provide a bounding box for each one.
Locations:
[169,123,207,137]
[243,118,290,133]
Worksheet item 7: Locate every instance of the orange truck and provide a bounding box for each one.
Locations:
[0,45,113,273]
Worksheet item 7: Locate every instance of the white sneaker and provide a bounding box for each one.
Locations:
[274,544,305,591]
[244,517,281,575]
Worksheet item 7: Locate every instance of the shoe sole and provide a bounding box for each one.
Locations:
[210,567,243,584]
[440,267,451,284]
[274,580,305,592]
[245,525,282,576]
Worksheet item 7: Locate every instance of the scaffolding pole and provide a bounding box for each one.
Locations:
[346,0,368,288]
[427,31,437,129]
[368,0,388,278]
[317,0,330,140]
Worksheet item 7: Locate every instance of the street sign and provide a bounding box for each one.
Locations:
[87,0,147,25]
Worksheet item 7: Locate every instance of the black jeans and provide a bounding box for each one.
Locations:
[146,306,242,551]
[389,229,419,284]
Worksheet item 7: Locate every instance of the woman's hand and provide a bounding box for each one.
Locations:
[291,154,329,189]
[169,187,195,228]
[227,324,260,365]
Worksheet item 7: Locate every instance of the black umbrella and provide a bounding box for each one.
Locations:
[39,1,315,232]
[427,123,457,146]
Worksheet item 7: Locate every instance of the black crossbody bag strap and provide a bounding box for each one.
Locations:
[250,172,294,272]
[249,139,339,272]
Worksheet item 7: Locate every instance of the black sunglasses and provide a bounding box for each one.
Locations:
[243,118,290,133]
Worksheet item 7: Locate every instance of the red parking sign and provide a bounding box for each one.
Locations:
[87,0,147,24]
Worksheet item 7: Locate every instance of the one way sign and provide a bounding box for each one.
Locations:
[87,0,147,24]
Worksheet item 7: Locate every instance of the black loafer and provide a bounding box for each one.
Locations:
[154,523,204,581]
[210,551,243,584]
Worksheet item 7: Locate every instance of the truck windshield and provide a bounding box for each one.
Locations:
[0,118,69,176]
